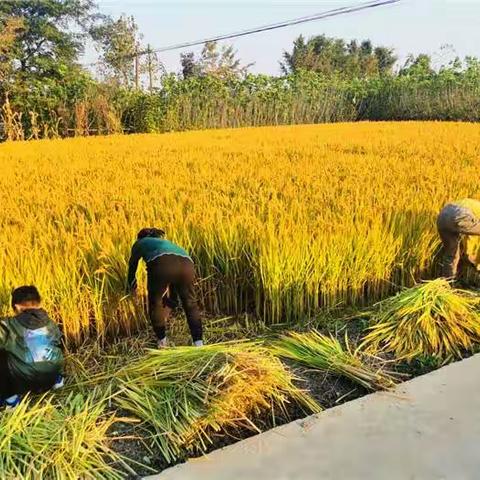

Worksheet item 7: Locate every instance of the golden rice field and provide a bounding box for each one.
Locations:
[1,122,479,346]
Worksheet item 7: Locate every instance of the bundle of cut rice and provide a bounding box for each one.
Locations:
[361,279,480,360]
[112,341,319,463]
[273,330,398,391]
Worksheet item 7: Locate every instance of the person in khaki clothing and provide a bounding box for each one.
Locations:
[437,199,480,279]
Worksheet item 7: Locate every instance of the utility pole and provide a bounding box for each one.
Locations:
[147,44,153,92]
[135,44,140,89]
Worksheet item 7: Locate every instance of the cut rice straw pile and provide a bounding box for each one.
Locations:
[361,279,480,361]
[106,341,320,463]
[272,330,399,391]
[0,393,131,480]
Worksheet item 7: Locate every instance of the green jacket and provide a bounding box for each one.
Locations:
[0,309,63,382]
[127,237,192,290]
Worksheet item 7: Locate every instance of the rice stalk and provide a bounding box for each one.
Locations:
[109,342,320,463]
[361,278,480,360]
[272,330,399,391]
[1,123,478,345]
[0,393,132,480]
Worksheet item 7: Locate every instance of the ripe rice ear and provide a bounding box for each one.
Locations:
[361,279,480,361]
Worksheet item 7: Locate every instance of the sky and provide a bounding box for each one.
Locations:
[83,0,480,76]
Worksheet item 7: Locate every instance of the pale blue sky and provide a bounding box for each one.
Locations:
[85,0,480,75]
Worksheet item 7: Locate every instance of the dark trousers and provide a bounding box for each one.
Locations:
[437,204,480,278]
[0,351,14,398]
[146,255,203,342]
[0,351,58,398]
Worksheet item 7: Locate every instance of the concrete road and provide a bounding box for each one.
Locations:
[147,354,480,480]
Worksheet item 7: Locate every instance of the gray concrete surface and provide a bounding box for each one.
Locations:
[147,354,480,480]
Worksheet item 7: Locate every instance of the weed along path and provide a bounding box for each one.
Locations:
[150,353,480,480]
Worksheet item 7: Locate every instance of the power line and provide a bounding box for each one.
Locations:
[148,0,401,55]
[83,0,401,67]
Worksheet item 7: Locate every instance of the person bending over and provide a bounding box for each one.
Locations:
[127,228,203,348]
[437,198,480,279]
[0,286,64,409]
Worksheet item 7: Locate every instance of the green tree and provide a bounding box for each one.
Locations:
[180,41,251,80]
[375,46,398,75]
[0,17,24,85]
[181,51,201,79]
[0,1,97,138]
[142,45,165,91]
[399,54,435,78]
[92,16,165,90]
[0,0,97,81]
[281,35,396,78]
[281,35,345,76]
[91,14,141,87]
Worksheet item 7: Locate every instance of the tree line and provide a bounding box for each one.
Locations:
[1,0,479,141]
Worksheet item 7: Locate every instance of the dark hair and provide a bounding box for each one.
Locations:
[137,228,165,240]
[11,285,42,308]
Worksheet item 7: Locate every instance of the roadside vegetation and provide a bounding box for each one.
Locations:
[1,1,480,141]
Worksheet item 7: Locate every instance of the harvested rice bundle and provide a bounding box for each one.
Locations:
[272,330,398,391]
[113,342,320,463]
[361,279,480,360]
[0,393,130,480]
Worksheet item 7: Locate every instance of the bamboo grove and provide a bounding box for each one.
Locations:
[1,122,479,346]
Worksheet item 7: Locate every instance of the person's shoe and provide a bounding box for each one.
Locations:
[52,375,65,390]
[157,337,168,349]
[193,340,204,347]
[4,395,21,410]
